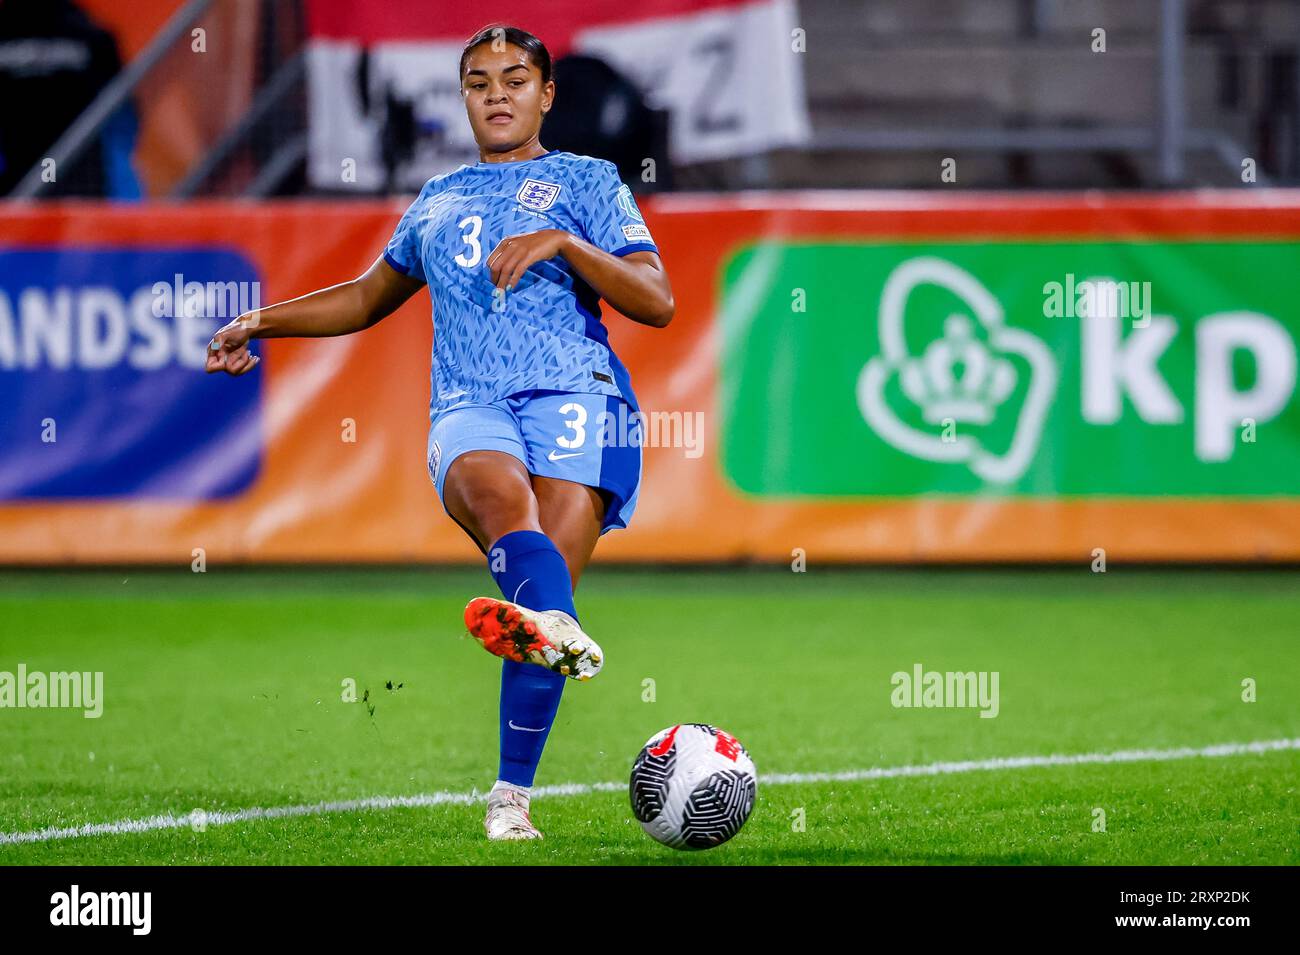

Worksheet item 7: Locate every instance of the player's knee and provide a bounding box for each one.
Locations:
[472,492,538,541]
[448,474,539,545]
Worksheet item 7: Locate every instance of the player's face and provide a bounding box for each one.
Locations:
[461,44,554,155]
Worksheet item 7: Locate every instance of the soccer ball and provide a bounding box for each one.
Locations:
[629,723,757,849]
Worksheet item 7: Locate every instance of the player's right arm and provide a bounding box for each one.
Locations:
[205,256,424,376]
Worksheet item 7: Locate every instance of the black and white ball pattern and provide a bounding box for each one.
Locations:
[629,724,757,849]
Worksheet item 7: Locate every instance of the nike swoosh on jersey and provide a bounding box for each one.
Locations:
[547,450,584,462]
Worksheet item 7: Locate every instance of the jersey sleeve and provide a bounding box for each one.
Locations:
[576,160,659,258]
[382,185,429,284]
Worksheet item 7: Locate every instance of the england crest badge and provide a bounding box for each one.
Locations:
[516,178,561,211]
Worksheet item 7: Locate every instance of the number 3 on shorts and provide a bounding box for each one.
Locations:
[557,402,587,449]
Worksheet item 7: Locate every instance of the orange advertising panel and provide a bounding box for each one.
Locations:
[2,192,1300,563]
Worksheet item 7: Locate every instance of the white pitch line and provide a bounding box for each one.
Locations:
[2,737,1296,847]
[760,737,1300,784]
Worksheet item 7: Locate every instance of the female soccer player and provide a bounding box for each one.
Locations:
[206,26,673,841]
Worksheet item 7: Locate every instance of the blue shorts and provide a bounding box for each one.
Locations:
[428,389,643,535]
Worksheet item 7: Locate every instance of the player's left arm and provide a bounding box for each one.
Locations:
[486,230,674,328]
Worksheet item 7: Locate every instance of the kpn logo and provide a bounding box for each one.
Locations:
[721,241,1300,497]
[853,251,1299,494]
[858,257,1056,484]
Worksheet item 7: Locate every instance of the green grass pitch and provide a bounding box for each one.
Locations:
[0,567,1296,865]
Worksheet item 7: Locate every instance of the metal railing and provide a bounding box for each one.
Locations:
[9,0,215,200]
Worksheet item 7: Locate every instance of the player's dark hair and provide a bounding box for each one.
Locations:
[459,25,553,84]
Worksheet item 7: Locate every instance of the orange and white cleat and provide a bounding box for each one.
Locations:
[484,785,542,841]
[464,597,604,681]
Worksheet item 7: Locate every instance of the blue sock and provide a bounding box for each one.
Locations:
[489,530,575,787]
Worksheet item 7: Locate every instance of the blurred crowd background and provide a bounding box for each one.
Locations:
[5,0,1300,200]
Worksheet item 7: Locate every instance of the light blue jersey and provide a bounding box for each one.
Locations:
[383,150,657,418]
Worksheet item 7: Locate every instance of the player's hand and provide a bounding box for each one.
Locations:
[486,229,570,292]
[205,316,260,375]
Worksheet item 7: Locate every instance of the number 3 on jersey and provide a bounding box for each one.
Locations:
[454,215,482,267]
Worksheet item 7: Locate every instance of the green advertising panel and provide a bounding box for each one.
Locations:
[720,241,1300,496]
